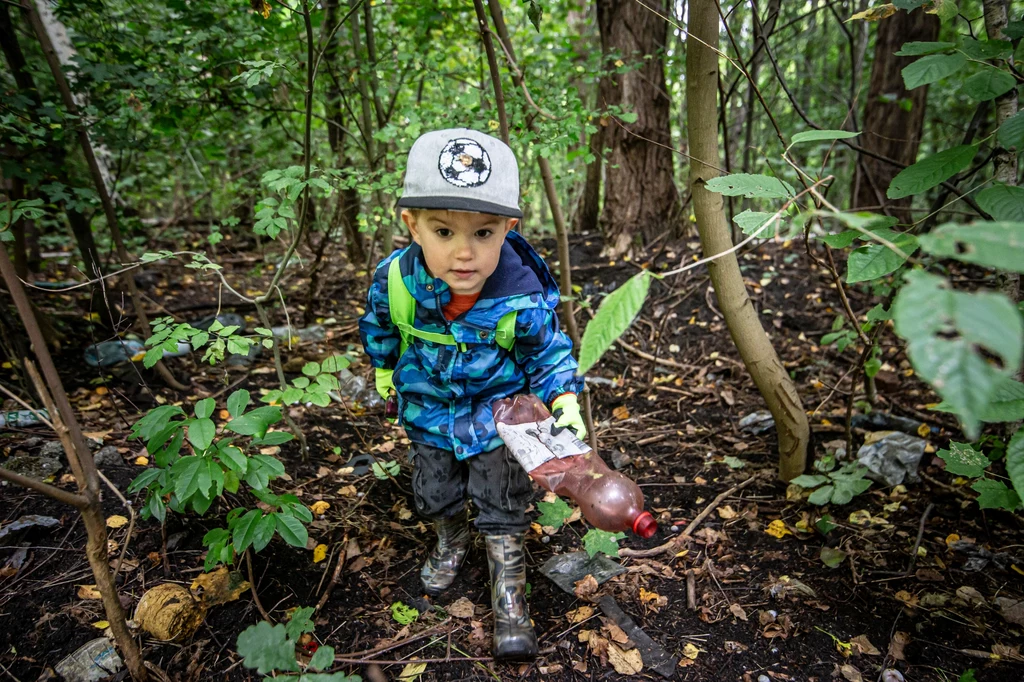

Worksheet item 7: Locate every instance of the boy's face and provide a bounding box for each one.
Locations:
[402,209,517,295]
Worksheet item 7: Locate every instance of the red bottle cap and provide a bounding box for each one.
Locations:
[632,511,657,538]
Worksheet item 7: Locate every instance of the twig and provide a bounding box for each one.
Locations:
[245,549,272,623]
[314,541,346,614]
[920,472,975,501]
[903,503,935,578]
[97,469,135,575]
[686,569,697,610]
[619,475,760,558]
[333,622,451,662]
[332,655,493,665]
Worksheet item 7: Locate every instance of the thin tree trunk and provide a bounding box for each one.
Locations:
[23,0,186,390]
[983,0,1020,305]
[596,0,680,257]
[687,0,808,481]
[851,8,939,222]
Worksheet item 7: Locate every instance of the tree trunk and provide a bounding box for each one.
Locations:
[851,8,939,223]
[687,0,809,481]
[596,0,680,257]
[982,0,1019,306]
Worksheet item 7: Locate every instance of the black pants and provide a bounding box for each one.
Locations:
[409,443,533,535]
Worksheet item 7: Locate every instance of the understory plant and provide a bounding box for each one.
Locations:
[128,388,311,570]
[789,451,873,506]
[236,606,361,681]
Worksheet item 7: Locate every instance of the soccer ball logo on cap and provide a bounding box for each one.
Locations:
[438,138,491,188]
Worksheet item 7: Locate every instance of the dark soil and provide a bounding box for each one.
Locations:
[1,234,1022,682]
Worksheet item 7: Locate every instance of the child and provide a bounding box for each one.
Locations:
[359,129,585,660]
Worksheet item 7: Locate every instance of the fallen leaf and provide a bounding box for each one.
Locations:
[601,619,630,644]
[894,590,919,607]
[106,515,128,529]
[338,485,358,497]
[313,544,328,564]
[447,597,475,619]
[850,634,881,656]
[398,662,427,680]
[848,510,873,525]
[996,597,1024,626]
[190,566,250,607]
[572,660,588,673]
[945,533,961,547]
[607,642,643,674]
[93,620,110,629]
[135,456,149,466]
[729,603,749,621]
[956,586,986,607]
[94,387,109,396]
[310,501,330,516]
[841,663,864,682]
[888,631,910,661]
[682,642,700,660]
[77,584,102,600]
[612,406,630,421]
[765,520,791,538]
[724,640,749,653]
[574,574,599,601]
[83,430,111,442]
[717,505,737,520]
[259,446,280,456]
[567,605,594,623]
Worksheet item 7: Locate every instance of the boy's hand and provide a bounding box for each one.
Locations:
[375,368,395,400]
[551,393,587,441]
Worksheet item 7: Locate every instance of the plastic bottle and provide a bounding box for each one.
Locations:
[493,394,657,538]
[0,409,50,429]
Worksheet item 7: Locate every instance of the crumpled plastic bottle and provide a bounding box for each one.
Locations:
[493,394,657,538]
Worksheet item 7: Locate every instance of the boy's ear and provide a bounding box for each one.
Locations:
[504,218,518,234]
[401,210,421,244]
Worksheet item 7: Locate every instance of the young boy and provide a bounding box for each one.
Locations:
[359,129,585,660]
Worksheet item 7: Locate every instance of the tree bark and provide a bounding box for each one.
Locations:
[851,8,939,223]
[687,0,809,481]
[571,102,604,235]
[596,0,680,257]
[982,0,1019,306]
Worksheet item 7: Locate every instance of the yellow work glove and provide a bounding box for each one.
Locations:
[375,368,395,401]
[551,393,587,441]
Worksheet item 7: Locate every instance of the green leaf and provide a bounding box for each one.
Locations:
[790,474,828,489]
[894,41,956,56]
[918,221,1024,273]
[536,498,573,528]
[257,431,294,446]
[282,387,304,404]
[218,445,248,473]
[390,601,419,625]
[275,514,308,548]
[961,68,1017,101]
[582,529,625,558]
[371,460,400,479]
[618,111,638,124]
[188,418,216,452]
[846,231,919,283]
[893,0,926,10]
[959,670,978,682]
[815,515,838,535]
[253,512,277,552]
[232,509,263,553]
[194,398,215,420]
[704,173,795,199]
[131,404,185,441]
[892,270,1024,438]
[308,392,331,408]
[143,346,164,369]
[307,644,335,672]
[821,230,858,249]
[959,38,1013,60]
[226,406,283,437]
[127,468,163,495]
[171,456,205,502]
[320,355,350,373]
[227,389,250,418]
[790,130,859,145]
[971,479,1022,511]
[285,606,315,641]
[722,455,746,469]
[866,304,891,322]
[901,53,966,89]
[977,187,1024,222]
[236,621,298,674]
[577,271,653,375]
[302,361,321,377]
[997,110,1024,150]
[938,442,989,478]
[733,210,779,237]
[887,145,977,199]
[820,546,847,568]
[1007,428,1024,501]
[807,485,834,505]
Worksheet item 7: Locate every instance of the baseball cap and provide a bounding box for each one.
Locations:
[396,128,522,219]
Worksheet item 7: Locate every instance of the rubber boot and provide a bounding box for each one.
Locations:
[420,511,470,595]
[485,534,538,660]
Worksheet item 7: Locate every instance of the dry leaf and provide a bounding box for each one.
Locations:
[729,603,749,621]
[996,597,1024,626]
[888,631,910,661]
[765,520,791,538]
[447,597,475,619]
[607,642,643,674]
[601,619,630,644]
[894,590,918,607]
[567,605,594,623]
[310,501,330,516]
[717,505,737,520]
[106,515,128,529]
[398,662,427,680]
[77,584,102,600]
[190,566,250,607]
[574,574,599,600]
[612,405,630,421]
[682,642,700,660]
[850,634,880,656]
[956,586,986,607]
[92,620,110,629]
[841,664,864,682]
[945,533,961,547]
[134,456,149,466]
[313,544,328,564]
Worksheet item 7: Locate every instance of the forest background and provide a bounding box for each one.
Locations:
[1,0,1024,680]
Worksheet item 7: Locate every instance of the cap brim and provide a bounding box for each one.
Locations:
[397,195,522,219]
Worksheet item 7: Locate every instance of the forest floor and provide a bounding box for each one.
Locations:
[1,231,1022,682]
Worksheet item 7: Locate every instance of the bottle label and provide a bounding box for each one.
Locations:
[496,417,591,472]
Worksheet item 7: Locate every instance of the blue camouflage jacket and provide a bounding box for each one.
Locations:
[359,231,583,459]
